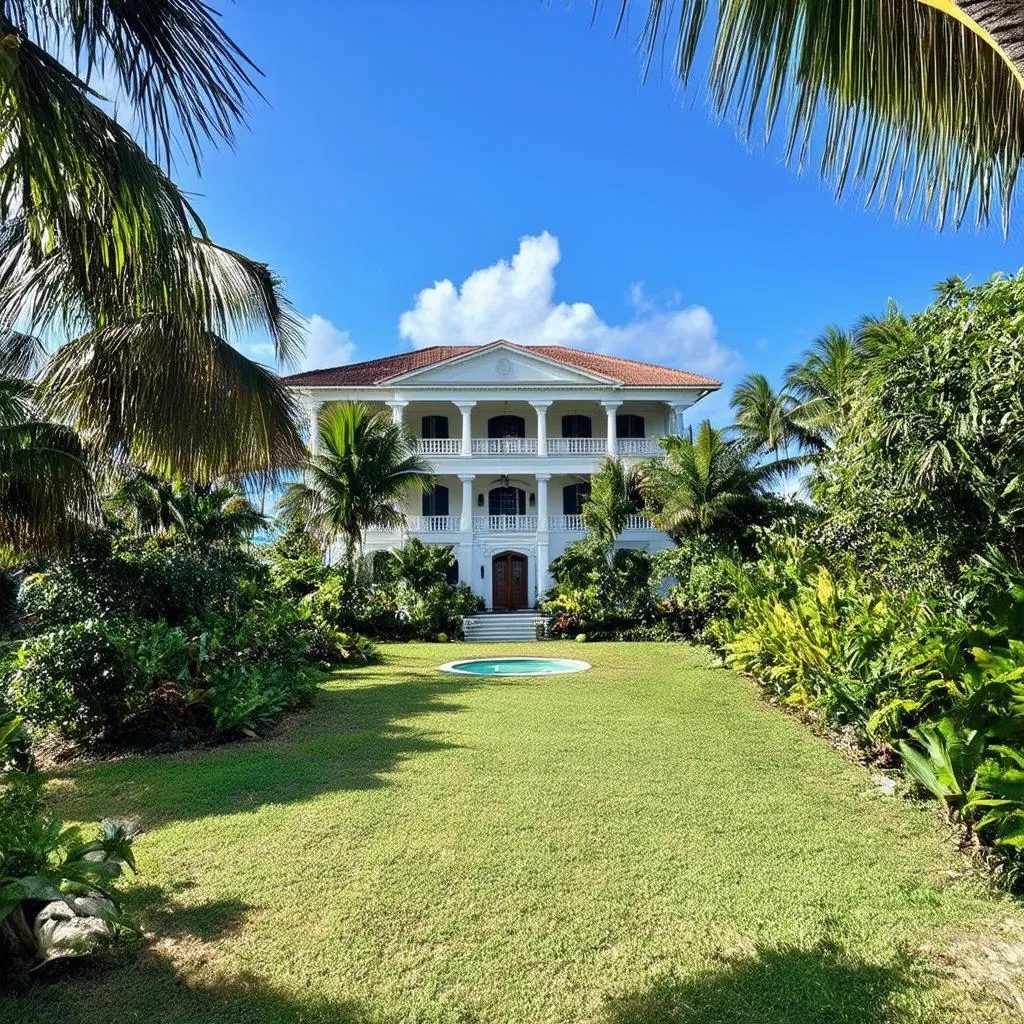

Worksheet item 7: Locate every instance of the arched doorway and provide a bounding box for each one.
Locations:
[492,551,528,611]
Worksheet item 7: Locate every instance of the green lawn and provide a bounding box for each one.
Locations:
[5,642,1022,1023]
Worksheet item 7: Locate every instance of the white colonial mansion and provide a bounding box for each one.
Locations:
[285,340,718,611]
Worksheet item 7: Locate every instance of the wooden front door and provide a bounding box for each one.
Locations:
[492,552,528,611]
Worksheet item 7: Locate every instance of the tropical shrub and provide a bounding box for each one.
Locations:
[7,620,144,740]
[0,710,138,986]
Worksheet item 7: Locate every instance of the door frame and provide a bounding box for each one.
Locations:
[491,551,529,612]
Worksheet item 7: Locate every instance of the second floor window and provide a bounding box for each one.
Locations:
[561,414,592,438]
[488,415,526,438]
[617,414,645,438]
[489,486,526,516]
[421,415,449,439]
[422,485,450,517]
[562,482,591,516]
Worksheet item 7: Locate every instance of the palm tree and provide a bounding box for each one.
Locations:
[0,2,305,480]
[278,403,433,571]
[582,457,646,547]
[644,421,787,542]
[784,327,861,453]
[106,473,267,545]
[602,1,1024,230]
[730,373,798,457]
[0,331,97,563]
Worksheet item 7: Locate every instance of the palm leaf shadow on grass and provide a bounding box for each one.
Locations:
[601,939,917,1024]
[46,668,493,828]
[124,881,251,942]
[15,937,928,1024]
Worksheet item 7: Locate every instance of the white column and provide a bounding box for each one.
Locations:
[457,541,473,588]
[602,400,621,456]
[531,401,551,457]
[536,473,550,531]
[308,401,324,456]
[456,401,476,456]
[666,402,687,436]
[387,400,408,426]
[536,539,549,604]
[458,473,474,533]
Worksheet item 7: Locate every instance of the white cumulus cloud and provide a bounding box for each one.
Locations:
[302,314,356,370]
[398,231,737,377]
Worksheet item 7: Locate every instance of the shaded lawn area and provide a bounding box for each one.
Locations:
[5,642,1022,1023]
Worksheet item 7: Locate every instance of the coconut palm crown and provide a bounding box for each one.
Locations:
[278,403,433,565]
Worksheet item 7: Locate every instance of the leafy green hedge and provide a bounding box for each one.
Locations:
[3,530,378,747]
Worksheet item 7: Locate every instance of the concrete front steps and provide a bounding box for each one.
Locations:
[463,612,547,643]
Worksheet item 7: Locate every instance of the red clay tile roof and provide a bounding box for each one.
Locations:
[283,341,720,389]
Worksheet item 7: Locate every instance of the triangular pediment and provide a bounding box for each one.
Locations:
[385,343,617,386]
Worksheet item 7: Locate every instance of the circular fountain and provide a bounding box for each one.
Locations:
[438,657,591,676]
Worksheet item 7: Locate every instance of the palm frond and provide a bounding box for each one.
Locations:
[0,32,202,281]
[9,0,260,170]
[0,222,299,365]
[0,418,98,561]
[609,0,1024,230]
[38,313,307,483]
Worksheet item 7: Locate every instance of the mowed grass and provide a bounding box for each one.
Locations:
[4,642,1022,1023]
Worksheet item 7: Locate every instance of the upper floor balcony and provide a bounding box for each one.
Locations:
[367,513,656,537]
[413,436,663,457]
[368,398,678,461]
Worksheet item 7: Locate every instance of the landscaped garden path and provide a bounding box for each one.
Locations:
[6,642,1022,1023]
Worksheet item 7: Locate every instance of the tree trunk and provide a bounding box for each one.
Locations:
[923,1,1024,83]
[0,904,39,989]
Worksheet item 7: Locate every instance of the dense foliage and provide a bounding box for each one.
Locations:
[269,533,481,643]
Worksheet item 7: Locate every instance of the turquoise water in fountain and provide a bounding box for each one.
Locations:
[439,657,590,676]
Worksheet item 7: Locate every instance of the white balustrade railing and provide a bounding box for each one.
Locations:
[470,438,538,456]
[473,514,538,532]
[622,514,654,531]
[548,515,586,532]
[406,515,461,533]
[407,437,665,458]
[547,437,607,455]
[415,438,462,456]
[616,438,662,457]
[360,513,654,539]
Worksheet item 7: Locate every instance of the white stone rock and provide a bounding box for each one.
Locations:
[33,896,117,960]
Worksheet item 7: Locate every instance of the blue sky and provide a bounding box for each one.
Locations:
[170,1,1022,421]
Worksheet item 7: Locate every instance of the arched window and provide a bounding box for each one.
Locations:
[489,486,526,516]
[422,485,449,517]
[487,415,526,438]
[421,415,449,439]
[562,482,591,516]
[446,559,460,586]
[561,414,592,438]
[616,413,645,438]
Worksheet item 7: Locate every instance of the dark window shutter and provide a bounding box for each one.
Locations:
[561,414,593,438]
[616,414,645,438]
